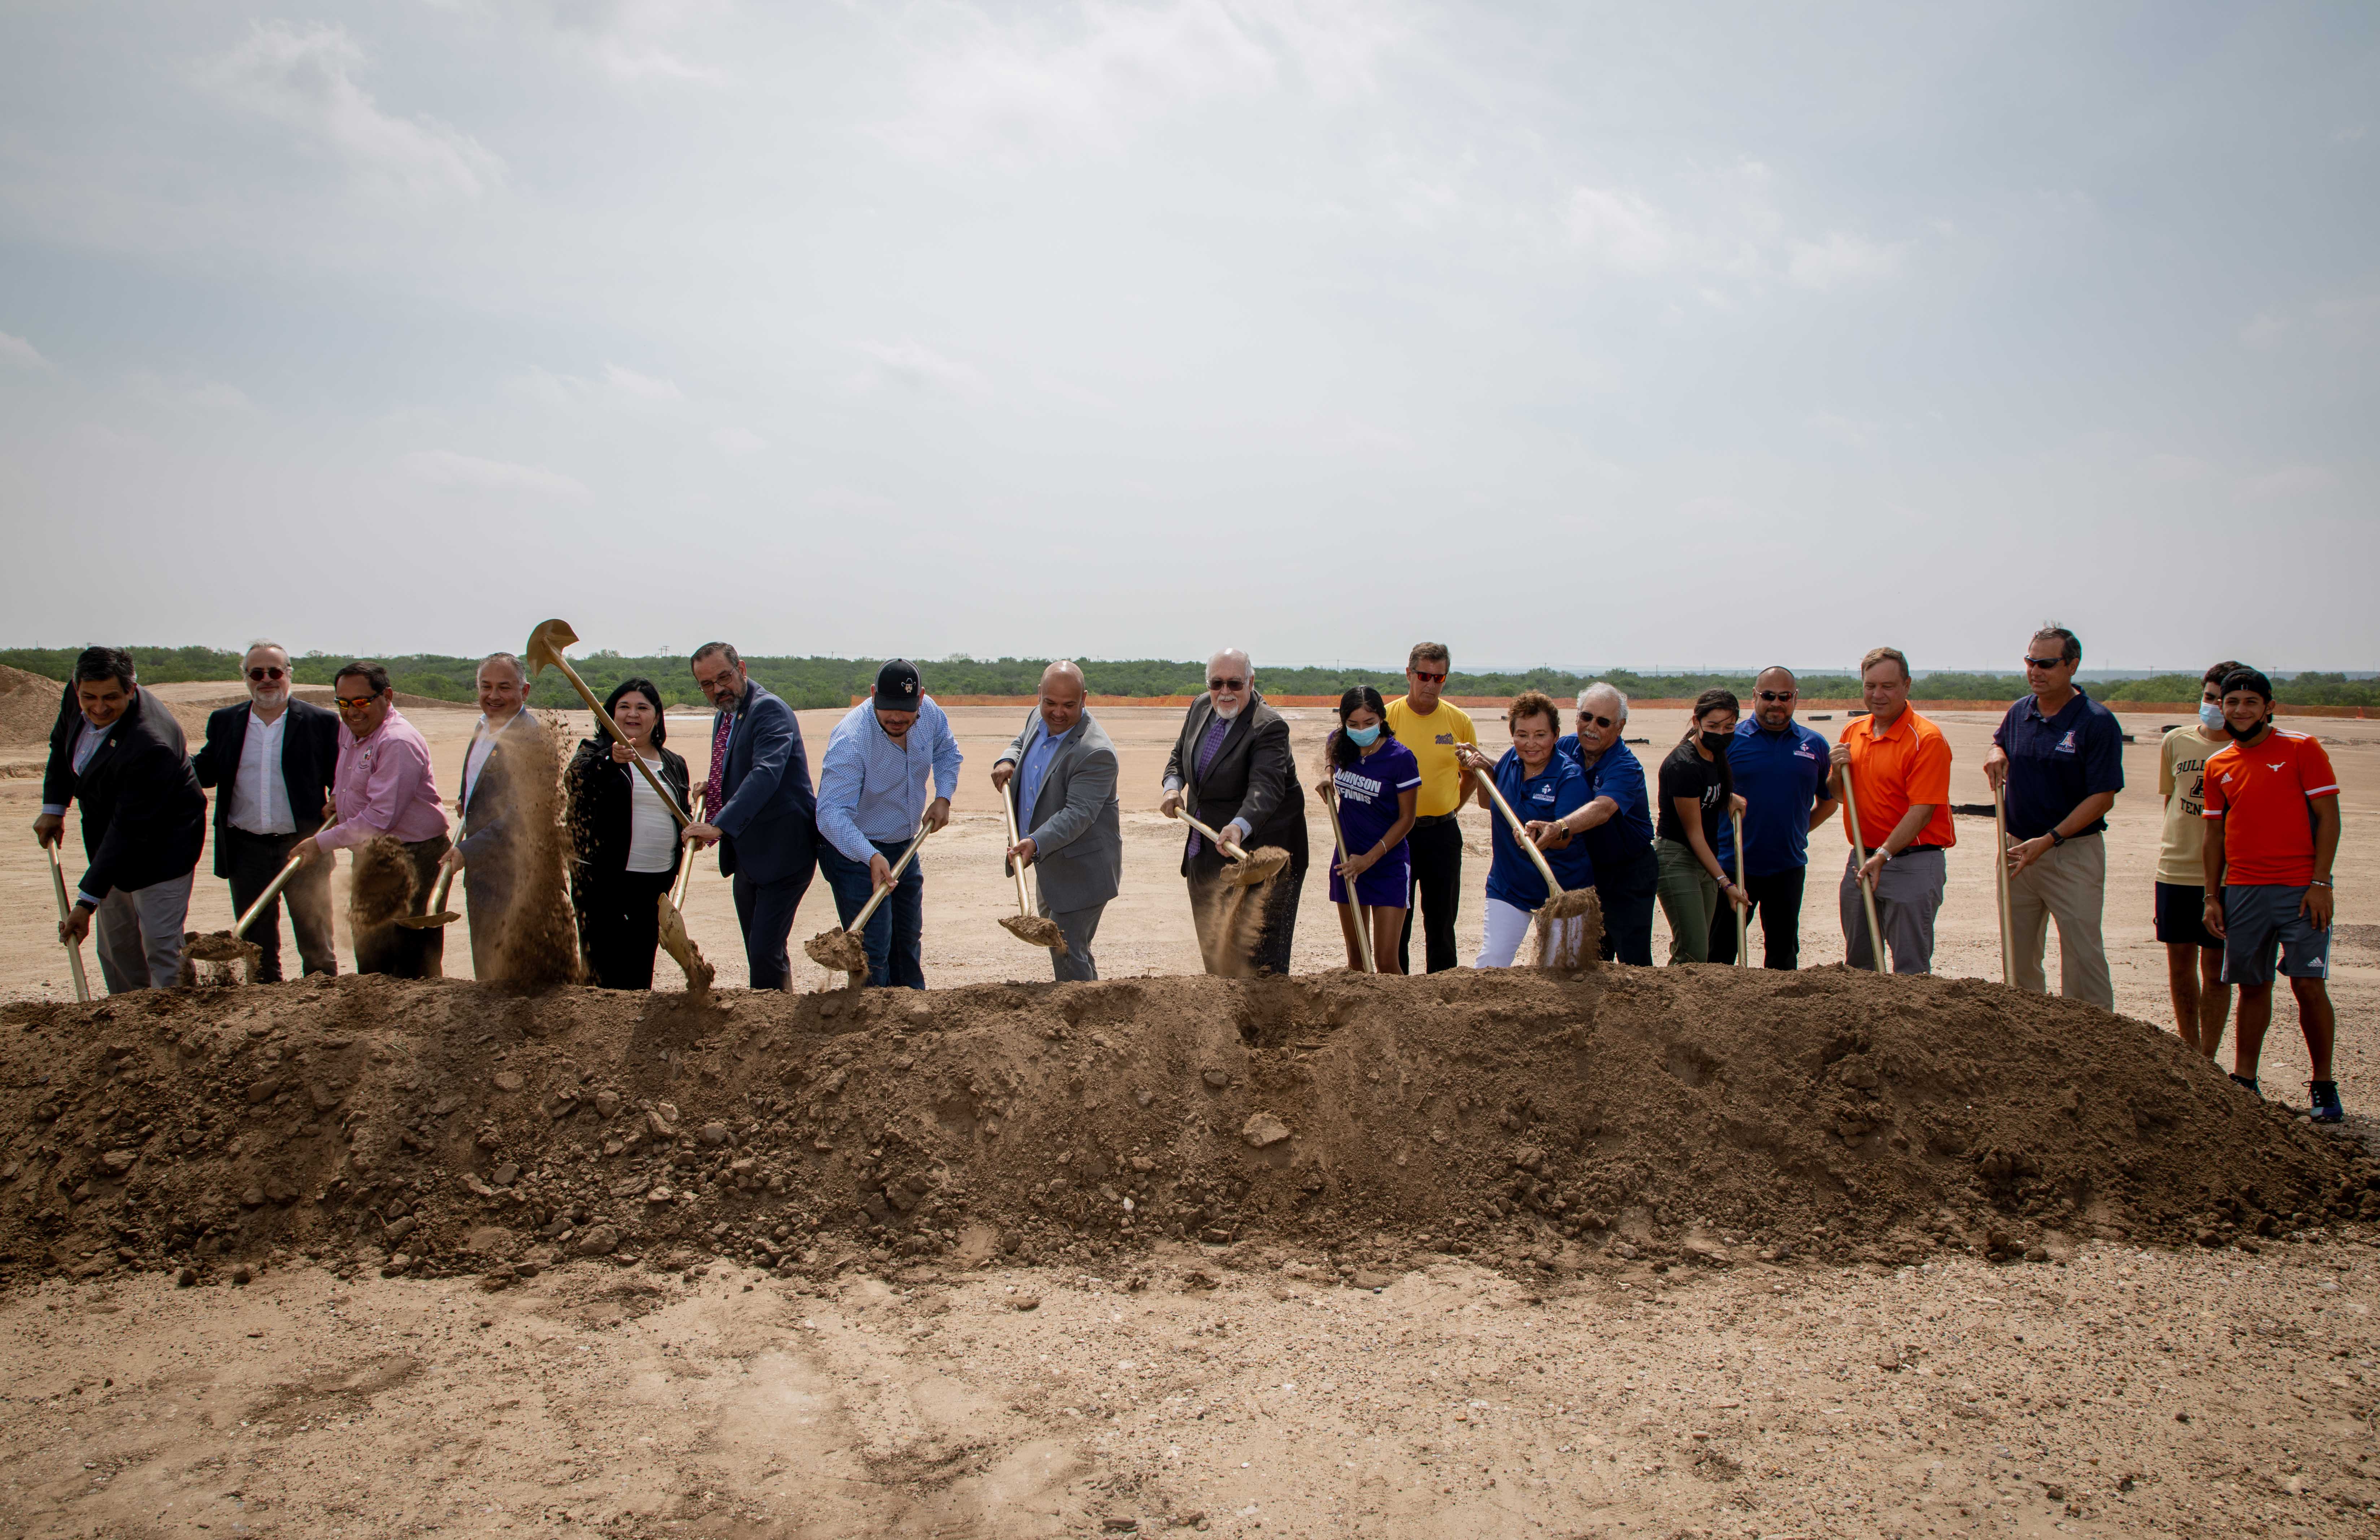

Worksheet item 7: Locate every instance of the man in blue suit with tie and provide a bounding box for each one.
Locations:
[682,642,817,990]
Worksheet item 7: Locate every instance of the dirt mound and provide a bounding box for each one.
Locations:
[0,968,2366,1288]
[0,663,62,746]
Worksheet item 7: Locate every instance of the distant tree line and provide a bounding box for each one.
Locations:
[4,647,2374,711]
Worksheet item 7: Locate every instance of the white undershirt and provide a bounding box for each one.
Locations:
[625,754,675,873]
[229,707,297,835]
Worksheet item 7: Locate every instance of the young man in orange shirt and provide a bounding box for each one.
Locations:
[1826,647,1955,973]
[2201,667,2343,1122]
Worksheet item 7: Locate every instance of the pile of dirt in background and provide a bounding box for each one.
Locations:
[0,968,2366,1290]
[0,663,62,746]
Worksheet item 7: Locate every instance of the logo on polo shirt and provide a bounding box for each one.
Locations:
[2267,762,2285,772]
[1794,744,1817,759]
[1435,733,1453,745]
[2055,730,2078,754]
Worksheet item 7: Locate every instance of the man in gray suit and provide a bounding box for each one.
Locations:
[991,660,1121,981]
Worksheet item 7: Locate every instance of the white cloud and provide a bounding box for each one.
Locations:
[548,0,727,85]
[401,449,589,498]
[0,331,51,369]
[2239,464,2338,501]
[130,371,254,411]
[711,425,766,453]
[1784,231,1907,290]
[199,22,503,200]
[603,363,683,400]
[1562,186,1676,273]
[851,339,986,397]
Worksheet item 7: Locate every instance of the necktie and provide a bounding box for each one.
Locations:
[1187,713,1233,857]
[704,711,732,817]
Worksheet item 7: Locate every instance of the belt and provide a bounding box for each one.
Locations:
[1412,813,1459,826]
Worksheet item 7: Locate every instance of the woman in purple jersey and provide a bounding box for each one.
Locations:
[1315,686,1422,972]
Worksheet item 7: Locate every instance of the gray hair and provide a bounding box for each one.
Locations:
[244,638,290,660]
[1578,681,1629,721]
[478,651,527,683]
[1208,647,1252,679]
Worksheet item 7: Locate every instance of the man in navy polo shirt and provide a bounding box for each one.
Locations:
[1548,681,1659,966]
[1982,624,2126,1008]
[1709,666,1840,969]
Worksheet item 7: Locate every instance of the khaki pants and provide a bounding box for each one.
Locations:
[2006,830,2111,1008]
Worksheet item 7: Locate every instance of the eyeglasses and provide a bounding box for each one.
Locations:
[1411,671,1446,684]
[1756,690,1794,703]
[333,694,379,710]
[1209,677,1247,692]
[2023,656,2068,669]
[1579,713,1615,729]
[247,667,286,682]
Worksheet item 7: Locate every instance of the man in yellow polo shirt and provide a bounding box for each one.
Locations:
[1384,642,1478,973]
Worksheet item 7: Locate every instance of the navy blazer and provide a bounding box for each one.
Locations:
[709,681,817,886]
[42,683,207,900]
[190,698,340,875]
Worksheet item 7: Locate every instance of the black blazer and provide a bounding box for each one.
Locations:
[42,683,207,900]
[190,698,340,875]
[566,737,690,881]
[1162,690,1309,876]
[710,681,816,886]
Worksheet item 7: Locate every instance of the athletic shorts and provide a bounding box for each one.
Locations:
[2218,884,2331,987]
[2154,881,2220,950]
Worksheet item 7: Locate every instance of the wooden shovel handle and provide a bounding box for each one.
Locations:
[1169,800,1250,862]
[1475,769,1569,902]
[232,853,308,938]
[843,819,935,934]
[1323,785,1376,973]
[44,842,90,1003]
[1001,778,1035,917]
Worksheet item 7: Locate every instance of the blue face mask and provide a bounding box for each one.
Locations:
[2199,702,2224,731]
[1345,723,1382,747]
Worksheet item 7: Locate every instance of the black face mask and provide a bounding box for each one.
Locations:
[2224,716,2268,742]
[1700,730,1731,752]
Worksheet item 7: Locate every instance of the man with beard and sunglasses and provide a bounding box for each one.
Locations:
[189,640,341,980]
[1983,624,2125,1008]
[1162,649,1308,975]
[2201,667,2343,1121]
[1707,666,1839,969]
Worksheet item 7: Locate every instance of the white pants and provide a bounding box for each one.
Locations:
[93,872,193,993]
[1474,896,1586,969]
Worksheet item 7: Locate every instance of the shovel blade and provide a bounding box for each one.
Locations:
[524,618,580,677]
[395,909,461,930]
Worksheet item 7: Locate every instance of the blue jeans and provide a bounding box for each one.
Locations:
[818,839,926,989]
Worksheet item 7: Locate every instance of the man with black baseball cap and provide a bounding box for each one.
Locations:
[814,659,962,988]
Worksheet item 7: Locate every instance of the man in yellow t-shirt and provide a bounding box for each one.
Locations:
[2156,659,2241,1057]
[1384,642,1478,974]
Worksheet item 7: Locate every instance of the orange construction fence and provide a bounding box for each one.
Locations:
[862,694,2371,718]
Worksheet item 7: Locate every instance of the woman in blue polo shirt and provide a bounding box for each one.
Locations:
[1318,686,1423,973]
[1458,690,1595,968]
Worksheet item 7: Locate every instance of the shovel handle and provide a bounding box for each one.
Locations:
[668,793,704,911]
[1732,808,1748,969]
[44,842,91,1003]
[1992,779,2014,987]
[232,852,308,939]
[1323,785,1376,974]
[1475,768,1571,906]
[1168,799,1253,863]
[841,819,935,936]
[537,652,691,828]
[1836,752,1887,972]
[1001,779,1037,918]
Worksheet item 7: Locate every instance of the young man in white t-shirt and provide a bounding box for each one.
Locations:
[2155,660,2241,1056]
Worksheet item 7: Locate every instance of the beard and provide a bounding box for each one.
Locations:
[2224,717,2268,741]
[1211,698,1245,720]
[250,683,288,711]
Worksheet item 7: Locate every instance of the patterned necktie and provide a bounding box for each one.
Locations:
[704,710,732,817]
[1187,712,1233,857]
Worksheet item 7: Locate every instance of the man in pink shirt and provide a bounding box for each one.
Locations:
[290,661,450,975]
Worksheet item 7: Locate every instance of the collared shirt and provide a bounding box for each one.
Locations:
[1485,749,1594,909]
[1838,708,1955,851]
[1720,717,1832,878]
[40,715,113,816]
[1557,734,1655,872]
[318,707,449,851]
[462,711,525,809]
[1992,686,2124,841]
[1016,719,1064,834]
[1384,697,1478,817]
[228,706,297,835]
[815,695,963,863]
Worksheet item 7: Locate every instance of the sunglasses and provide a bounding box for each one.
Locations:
[333,694,380,710]
[247,666,287,682]
[1209,677,1247,691]
[2023,656,2068,669]
[1579,713,1615,730]
[1411,671,1447,684]
[1756,690,1794,703]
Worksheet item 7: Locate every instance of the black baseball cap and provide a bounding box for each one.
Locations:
[874,659,923,711]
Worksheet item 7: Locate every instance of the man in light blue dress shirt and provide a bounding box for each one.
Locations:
[814,659,962,988]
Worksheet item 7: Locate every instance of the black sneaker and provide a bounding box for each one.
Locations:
[2230,1073,2260,1094]
[2310,1081,2345,1125]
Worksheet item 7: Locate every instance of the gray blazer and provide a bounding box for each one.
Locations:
[998,710,1122,913]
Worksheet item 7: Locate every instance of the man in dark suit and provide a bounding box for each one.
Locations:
[34,647,208,992]
[442,652,540,979]
[681,642,817,990]
[190,640,340,981]
[1160,647,1309,976]
[992,660,1122,981]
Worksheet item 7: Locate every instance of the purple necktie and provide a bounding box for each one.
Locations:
[704,711,732,817]
[1187,713,1232,857]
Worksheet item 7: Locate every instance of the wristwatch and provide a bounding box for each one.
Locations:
[2049,829,2067,847]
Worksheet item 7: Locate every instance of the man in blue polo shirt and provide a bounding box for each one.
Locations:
[1548,681,1658,965]
[1709,666,1840,969]
[1982,624,2126,1009]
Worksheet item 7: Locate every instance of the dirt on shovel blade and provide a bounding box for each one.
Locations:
[803,928,869,972]
[998,913,1066,949]
[1223,845,1290,888]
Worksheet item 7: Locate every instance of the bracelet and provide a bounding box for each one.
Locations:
[2309,879,2333,889]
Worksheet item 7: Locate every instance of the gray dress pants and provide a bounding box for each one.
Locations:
[1039,894,1106,982]
[1839,846,1945,974]
[93,871,195,992]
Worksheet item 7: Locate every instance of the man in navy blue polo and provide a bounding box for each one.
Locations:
[1982,624,2126,1008]
[1709,666,1840,969]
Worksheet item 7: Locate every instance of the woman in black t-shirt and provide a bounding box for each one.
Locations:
[1654,687,1749,964]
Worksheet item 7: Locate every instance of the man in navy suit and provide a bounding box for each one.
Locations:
[35,647,207,991]
[682,642,817,990]
[190,640,341,980]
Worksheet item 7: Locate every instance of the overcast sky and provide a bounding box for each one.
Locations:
[1,1,2373,673]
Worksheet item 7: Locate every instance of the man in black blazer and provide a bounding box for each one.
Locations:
[190,640,340,981]
[1160,647,1309,976]
[682,642,817,990]
[35,647,208,992]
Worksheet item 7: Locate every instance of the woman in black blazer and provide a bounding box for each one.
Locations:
[567,677,691,989]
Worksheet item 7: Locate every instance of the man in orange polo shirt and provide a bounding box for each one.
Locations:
[1826,646,1955,973]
